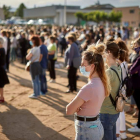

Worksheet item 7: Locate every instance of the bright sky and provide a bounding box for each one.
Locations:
[0,0,140,8]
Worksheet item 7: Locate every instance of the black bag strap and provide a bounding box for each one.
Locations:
[109,67,122,108]
[110,68,121,83]
[109,94,116,108]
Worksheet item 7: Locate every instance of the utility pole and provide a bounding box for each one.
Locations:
[64,0,67,26]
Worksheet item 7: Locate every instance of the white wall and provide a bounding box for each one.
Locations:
[0,8,4,20]
[66,13,77,25]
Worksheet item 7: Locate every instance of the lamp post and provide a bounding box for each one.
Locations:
[64,0,67,26]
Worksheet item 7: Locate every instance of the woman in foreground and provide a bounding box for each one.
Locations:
[66,48,110,140]
[0,37,10,103]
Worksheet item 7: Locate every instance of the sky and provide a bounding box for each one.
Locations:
[0,0,140,9]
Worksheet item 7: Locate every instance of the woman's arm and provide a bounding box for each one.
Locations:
[66,96,84,115]
[26,53,33,60]
[39,54,43,62]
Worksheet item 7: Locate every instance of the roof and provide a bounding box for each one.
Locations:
[27,4,80,10]
[83,4,115,10]
[114,6,139,9]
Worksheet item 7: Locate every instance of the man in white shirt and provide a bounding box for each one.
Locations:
[133,28,139,39]
[1,30,8,55]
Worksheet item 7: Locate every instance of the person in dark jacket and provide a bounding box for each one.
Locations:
[39,36,48,95]
[65,35,80,93]
[0,37,10,103]
[19,32,28,64]
[6,31,11,72]
[128,37,140,133]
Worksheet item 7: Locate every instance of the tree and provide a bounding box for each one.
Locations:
[2,5,11,19]
[75,12,84,25]
[15,3,26,18]
[108,11,122,22]
[75,10,122,23]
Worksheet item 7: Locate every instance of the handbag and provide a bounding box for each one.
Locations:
[25,61,31,71]
[109,68,127,112]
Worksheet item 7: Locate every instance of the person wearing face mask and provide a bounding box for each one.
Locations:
[128,37,140,132]
[26,35,42,99]
[125,41,139,118]
[100,42,124,140]
[66,49,110,140]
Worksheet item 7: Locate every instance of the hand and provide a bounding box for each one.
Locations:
[76,107,82,113]
[66,65,70,69]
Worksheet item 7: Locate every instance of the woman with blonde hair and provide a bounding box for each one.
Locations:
[66,49,110,140]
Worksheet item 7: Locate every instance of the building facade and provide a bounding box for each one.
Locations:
[24,5,81,26]
[0,8,4,20]
[114,6,140,27]
[24,4,115,26]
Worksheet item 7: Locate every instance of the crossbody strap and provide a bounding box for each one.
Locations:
[110,68,121,83]
[109,67,122,108]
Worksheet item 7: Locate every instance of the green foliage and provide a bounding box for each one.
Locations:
[75,10,122,23]
[108,11,122,22]
[15,3,26,18]
[75,12,84,20]
[2,5,11,19]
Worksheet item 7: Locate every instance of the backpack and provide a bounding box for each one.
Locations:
[109,68,127,112]
[59,36,67,47]
[122,63,134,97]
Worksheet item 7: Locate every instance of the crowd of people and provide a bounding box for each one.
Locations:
[0,24,140,140]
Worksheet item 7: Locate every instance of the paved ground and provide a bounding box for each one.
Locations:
[0,57,140,140]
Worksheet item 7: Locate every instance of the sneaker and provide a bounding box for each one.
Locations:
[49,79,55,83]
[131,123,137,127]
[117,137,121,140]
[28,94,39,99]
[128,126,140,132]
[40,92,47,96]
[120,132,127,139]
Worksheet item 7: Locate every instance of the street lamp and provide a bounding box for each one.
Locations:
[64,0,67,26]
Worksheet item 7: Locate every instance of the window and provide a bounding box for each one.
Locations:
[131,21,136,25]
[130,9,135,13]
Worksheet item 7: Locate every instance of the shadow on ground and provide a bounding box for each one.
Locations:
[0,103,69,140]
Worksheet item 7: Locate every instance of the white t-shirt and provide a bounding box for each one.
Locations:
[121,61,128,95]
[133,31,139,39]
[3,36,8,55]
[121,61,128,81]
[29,47,40,62]
[11,37,17,48]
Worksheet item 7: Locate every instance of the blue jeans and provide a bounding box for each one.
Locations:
[39,69,47,94]
[100,113,119,140]
[75,118,104,140]
[11,47,16,61]
[31,75,41,97]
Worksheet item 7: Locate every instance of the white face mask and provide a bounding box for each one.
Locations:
[103,57,106,63]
